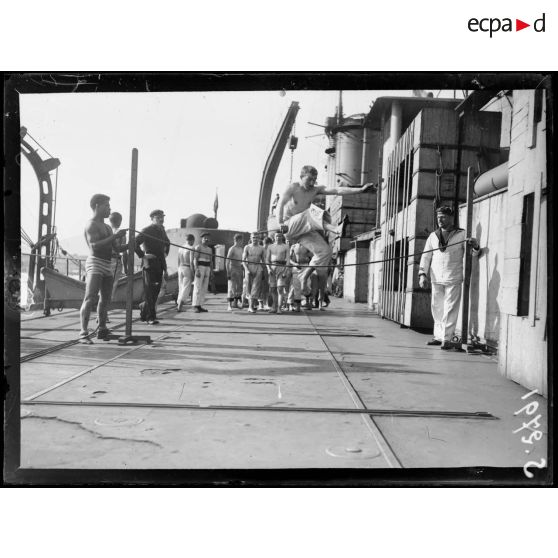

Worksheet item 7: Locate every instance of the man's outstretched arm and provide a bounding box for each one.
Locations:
[319,182,375,196]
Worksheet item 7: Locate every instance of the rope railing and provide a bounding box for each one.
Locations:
[21,252,87,263]
[131,228,471,269]
[20,229,473,272]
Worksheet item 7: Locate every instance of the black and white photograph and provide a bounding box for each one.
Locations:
[4,73,552,484]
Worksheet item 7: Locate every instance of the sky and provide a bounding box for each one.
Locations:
[20,88,446,255]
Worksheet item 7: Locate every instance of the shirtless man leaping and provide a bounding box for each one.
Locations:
[276,165,374,307]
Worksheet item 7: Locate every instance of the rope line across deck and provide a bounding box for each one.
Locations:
[132,228,469,269]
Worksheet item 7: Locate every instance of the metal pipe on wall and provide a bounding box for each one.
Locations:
[360,126,369,185]
[474,161,508,198]
[390,102,402,148]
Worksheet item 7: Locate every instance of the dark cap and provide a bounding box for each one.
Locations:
[150,209,165,218]
[436,205,453,216]
[201,232,211,238]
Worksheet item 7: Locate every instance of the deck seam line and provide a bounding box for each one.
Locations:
[20,400,497,418]
[23,308,187,402]
[304,312,403,469]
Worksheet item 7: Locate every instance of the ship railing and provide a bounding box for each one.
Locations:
[22,252,143,281]
[22,252,87,281]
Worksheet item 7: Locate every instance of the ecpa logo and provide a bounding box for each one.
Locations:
[468,13,546,37]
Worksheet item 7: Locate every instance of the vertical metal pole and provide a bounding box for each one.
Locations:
[531,172,543,326]
[78,260,82,281]
[460,167,474,349]
[289,148,294,183]
[384,158,392,318]
[399,130,410,324]
[360,127,369,185]
[125,148,138,337]
[66,258,69,276]
[392,141,401,321]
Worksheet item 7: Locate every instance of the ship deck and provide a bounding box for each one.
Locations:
[18,296,548,474]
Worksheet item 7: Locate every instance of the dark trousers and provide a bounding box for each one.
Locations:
[140,267,163,321]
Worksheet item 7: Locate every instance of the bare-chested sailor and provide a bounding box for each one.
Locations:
[226,233,244,311]
[177,234,195,312]
[289,242,315,312]
[242,232,266,313]
[287,242,313,312]
[276,165,374,307]
[109,211,128,278]
[267,232,291,314]
[192,232,213,313]
[106,211,128,322]
[259,236,273,310]
[79,194,127,342]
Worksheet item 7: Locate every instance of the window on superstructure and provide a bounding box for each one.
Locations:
[528,89,543,149]
[407,152,414,204]
[517,193,534,316]
[397,159,406,212]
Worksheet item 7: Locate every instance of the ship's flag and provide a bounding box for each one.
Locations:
[213,190,219,218]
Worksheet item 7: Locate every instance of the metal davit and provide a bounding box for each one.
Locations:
[20,126,61,313]
[257,101,299,231]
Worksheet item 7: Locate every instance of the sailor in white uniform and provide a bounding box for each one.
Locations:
[419,206,481,350]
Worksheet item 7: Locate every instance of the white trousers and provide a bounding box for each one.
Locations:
[285,207,324,239]
[177,265,194,305]
[431,282,462,342]
[192,266,210,307]
[297,231,332,269]
[288,269,302,303]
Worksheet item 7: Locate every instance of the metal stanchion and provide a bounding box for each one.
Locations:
[103,148,151,345]
[119,148,151,344]
[457,166,474,352]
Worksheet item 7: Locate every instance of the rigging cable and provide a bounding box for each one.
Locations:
[24,131,55,158]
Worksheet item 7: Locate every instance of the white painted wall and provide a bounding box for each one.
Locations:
[344,246,369,303]
[368,238,382,311]
[457,191,507,348]
[498,90,547,396]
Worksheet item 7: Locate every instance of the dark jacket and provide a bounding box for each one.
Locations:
[135,224,170,272]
